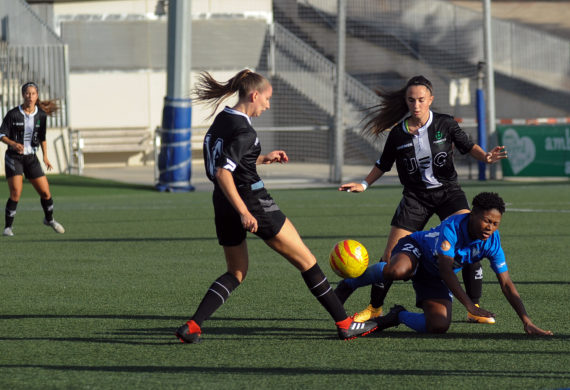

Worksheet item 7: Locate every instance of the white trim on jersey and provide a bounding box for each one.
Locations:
[223,158,237,172]
[223,106,251,125]
[18,105,38,155]
[405,111,442,189]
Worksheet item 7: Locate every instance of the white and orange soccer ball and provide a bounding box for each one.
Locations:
[329,239,369,279]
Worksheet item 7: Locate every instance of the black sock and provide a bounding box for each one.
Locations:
[370,280,393,308]
[302,263,347,322]
[41,198,54,222]
[192,272,240,326]
[5,199,18,228]
[463,262,483,304]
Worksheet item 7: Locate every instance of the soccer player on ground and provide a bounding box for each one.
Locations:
[339,75,506,323]
[175,70,377,343]
[336,192,553,336]
[0,82,65,236]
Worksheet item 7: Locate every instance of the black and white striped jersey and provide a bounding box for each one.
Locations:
[203,107,262,189]
[376,111,474,191]
[0,105,47,155]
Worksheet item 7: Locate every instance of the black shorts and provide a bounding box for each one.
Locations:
[4,153,45,179]
[213,186,287,246]
[391,183,469,231]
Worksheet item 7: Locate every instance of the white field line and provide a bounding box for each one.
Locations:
[507,208,570,213]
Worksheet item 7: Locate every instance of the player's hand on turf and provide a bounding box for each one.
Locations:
[523,321,553,336]
[338,182,364,193]
[261,150,288,164]
[485,146,508,163]
[468,304,494,319]
[241,212,258,233]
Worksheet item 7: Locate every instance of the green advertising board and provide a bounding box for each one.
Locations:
[497,124,570,177]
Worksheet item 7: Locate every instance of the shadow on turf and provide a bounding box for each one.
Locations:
[1,363,569,381]
[368,330,567,341]
[25,237,219,243]
[47,176,155,192]
[1,313,567,346]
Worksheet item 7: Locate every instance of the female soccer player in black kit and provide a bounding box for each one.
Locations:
[0,82,65,236]
[338,76,507,323]
[175,70,377,343]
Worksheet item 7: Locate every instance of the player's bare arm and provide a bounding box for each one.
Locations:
[1,136,24,154]
[215,168,258,233]
[339,166,385,192]
[438,255,494,318]
[469,144,508,164]
[41,140,53,170]
[496,271,553,336]
[257,150,289,165]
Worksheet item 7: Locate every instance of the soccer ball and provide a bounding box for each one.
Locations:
[329,239,369,279]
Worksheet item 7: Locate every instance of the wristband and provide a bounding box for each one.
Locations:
[360,180,369,191]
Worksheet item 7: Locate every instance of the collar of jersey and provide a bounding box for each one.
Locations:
[402,110,433,135]
[18,105,38,117]
[223,106,251,125]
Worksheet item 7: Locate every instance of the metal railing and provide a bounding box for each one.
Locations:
[272,22,383,153]
[0,42,69,128]
[301,0,570,93]
[0,0,69,128]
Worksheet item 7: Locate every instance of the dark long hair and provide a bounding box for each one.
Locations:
[21,82,59,116]
[362,75,433,136]
[192,69,270,118]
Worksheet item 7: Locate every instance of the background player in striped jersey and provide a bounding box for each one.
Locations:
[0,82,65,236]
[339,76,506,323]
[175,70,377,343]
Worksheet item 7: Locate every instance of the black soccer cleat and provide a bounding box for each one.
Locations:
[337,319,378,340]
[374,304,406,331]
[334,280,355,305]
[175,320,202,344]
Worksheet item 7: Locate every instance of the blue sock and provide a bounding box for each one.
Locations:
[399,311,427,333]
[344,262,386,289]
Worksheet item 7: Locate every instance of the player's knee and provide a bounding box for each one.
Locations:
[384,264,412,280]
[38,190,51,199]
[426,320,450,334]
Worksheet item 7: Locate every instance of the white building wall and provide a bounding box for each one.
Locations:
[27,0,271,172]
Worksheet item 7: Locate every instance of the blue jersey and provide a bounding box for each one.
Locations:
[410,214,508,277]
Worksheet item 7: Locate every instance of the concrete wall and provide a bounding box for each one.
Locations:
[68,70,239,131]
[52,0,272,20]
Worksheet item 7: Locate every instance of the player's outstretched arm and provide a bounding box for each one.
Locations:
[257,150,288,165]
[469,144,508,164]
[496,271,553,336]
[438,256,495,318]
[339,166,384,192]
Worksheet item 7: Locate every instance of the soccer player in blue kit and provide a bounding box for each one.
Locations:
[335,192,553,336]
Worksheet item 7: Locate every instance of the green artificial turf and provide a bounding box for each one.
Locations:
[0,175,568,389]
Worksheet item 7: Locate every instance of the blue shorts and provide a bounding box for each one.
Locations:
[392,236,453,308]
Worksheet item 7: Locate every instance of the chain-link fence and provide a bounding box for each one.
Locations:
[251,0,569,183]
